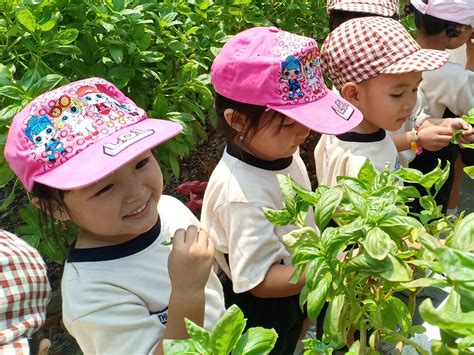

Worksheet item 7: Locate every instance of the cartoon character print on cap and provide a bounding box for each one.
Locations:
[50,95,99,140]
[23,115,66,162]
[77,84,138,127]
[281,56,304,100]
[277,31,327,104]
[301,51,321,93]
[21,79,143,168]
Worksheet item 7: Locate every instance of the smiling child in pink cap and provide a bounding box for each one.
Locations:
[201,26,362,354]
[4,77,225,355]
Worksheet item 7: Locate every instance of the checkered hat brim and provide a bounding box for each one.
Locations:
[327,0,400,17]
[0,230,51,351]
[321,16,450,90]
[381,48,450,74]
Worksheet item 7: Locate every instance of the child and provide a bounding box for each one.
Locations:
[0,229,51,355]
[314,17,452,187]
[325,0,472,171]
[327,0,400,31]
[4,78,225,355]
[201,26,363,354]
[407,0,474,213]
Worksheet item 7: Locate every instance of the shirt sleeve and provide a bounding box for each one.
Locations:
[64,284,164,355]
[217,202,290,293]
[423,63,474,117]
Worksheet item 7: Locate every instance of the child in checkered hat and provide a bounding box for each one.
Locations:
[315,16,455,187]
[202,26,362,354]
[405,0,474,214]
[327,0,400,31]
[325,0,473,179]
[4,78,225,355]
[1,229,51,355]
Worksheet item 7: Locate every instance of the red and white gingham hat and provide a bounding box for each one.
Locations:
[327,0,400,17]
[321,17,450,90]
[0,230,51,354]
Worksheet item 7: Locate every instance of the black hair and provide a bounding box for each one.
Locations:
[214,93,286,146]
[405,2,463,38]
[328,9,400,31]
[31,182,70,241]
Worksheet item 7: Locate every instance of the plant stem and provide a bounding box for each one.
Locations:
[385,329,430,355]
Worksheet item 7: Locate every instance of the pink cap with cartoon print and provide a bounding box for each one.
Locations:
[5,77,182,192]
[211,26,363,134]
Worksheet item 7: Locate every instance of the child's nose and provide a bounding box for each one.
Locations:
[124,182,146,203]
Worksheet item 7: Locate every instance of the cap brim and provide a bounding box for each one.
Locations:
[380,49,450,74]
[34,119,182,190]
[268,89,363,135]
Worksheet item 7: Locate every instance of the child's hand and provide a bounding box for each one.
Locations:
[418,125,454,151]
[459,127,474,145]
[439,117,471,131]
[168,225,214,295]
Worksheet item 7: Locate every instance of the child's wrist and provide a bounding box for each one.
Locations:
[410,125,423,155]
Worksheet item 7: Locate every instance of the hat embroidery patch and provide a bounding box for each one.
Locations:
[277,31,327,104]
[22,79,144,167]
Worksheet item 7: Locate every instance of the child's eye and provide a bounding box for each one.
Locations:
[136,157,150,169]
[95,184,113,196]
[390,93,403,98]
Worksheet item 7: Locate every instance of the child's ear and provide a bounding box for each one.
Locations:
[223,109,248,134]
[31,197,71,222]
[340,82,361,108]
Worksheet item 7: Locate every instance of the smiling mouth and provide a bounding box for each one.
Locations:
[124,197,151,218]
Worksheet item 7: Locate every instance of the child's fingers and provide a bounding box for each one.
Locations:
[185,225,199,244]
[173,228,187,245]
[207,235,215,255]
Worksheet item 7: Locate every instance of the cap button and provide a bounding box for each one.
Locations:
[268,27,279,33]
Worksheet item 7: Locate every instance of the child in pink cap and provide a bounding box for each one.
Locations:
[201,26,362,354]
[4,77,225,355]
[406,0,474,214]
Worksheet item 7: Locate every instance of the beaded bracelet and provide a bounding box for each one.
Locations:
[410,125,423,155]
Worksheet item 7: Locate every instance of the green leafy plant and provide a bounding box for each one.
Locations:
[460,108,474,179]
[417,214,474,355]
[263,160,471,354]
[163,304,277,355]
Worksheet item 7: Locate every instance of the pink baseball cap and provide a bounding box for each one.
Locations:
[411,0,474,27]
[321,17,450,90]
[327,0,400,17]
[5,77,182,192]
[211,26,363,135]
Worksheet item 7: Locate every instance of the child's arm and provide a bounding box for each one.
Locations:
[154,225,215,355]
[250,263,305,298]
[390,118,470,152]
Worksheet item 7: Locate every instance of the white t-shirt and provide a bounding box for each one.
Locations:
[201,146,314,294]
[420,61,474,118]
[62,195,225,355]
[315,129,401,187]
